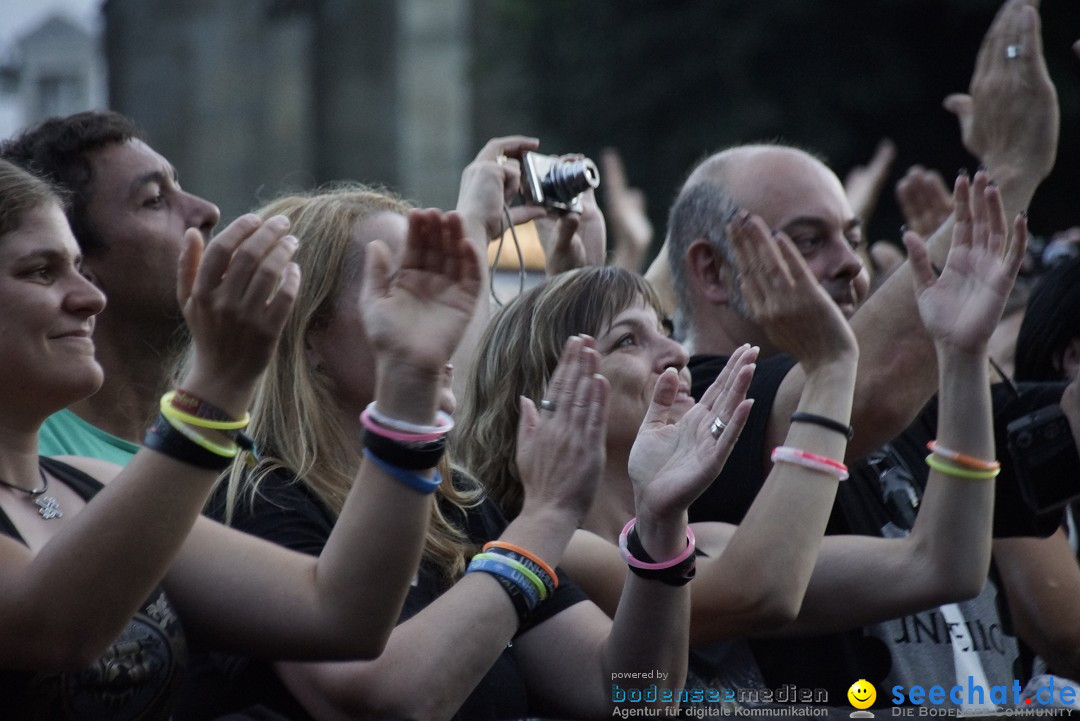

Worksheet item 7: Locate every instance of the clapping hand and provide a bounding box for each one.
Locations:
[515,336,609,521]
[177,214,300,414]
[903,171,1026,354]
[362,209,482,376]
[629,345,756,528]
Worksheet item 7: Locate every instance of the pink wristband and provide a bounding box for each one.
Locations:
[618,517,696,570]
[359,409,447,443]
[770,446,849,481]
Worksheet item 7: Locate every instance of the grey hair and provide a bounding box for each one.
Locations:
[665,176,744,338]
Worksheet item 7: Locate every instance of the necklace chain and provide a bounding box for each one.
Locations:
[0,465,48,495]
[0,465,62,520]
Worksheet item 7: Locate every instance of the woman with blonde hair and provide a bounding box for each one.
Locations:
[180,150,757,719]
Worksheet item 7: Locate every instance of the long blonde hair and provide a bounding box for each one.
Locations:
[456,266,664,518]
[222,184,478,579]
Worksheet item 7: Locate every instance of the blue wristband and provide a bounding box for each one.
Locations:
[362,448,441,494]
[466,556,541,608]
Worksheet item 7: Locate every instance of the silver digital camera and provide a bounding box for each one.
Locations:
[521,151,600,213]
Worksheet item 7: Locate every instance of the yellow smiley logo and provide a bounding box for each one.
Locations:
[847,679,876,709]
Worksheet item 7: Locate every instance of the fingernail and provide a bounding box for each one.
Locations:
[987,178,997,187]
[900,224,908,235]
[1020,209,1029,219]
[958,167,969,177]
[725,207,740,223]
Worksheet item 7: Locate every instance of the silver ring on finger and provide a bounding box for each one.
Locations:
[710,417,727,439]
[540,399,558,413]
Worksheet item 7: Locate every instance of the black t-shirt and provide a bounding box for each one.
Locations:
[687,355,1068,704]
[687,353,798,526]
[178,467,587,721]
[0,458,188,721]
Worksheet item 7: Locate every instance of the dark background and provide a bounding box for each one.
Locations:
[473,0,1080,260]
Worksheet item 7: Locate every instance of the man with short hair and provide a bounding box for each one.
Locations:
[1,110,221,462]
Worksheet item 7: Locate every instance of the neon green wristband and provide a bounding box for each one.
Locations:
[162,412,239,458]
[924,453,999,480]
[161,391,250,430]
[474,552,548,601]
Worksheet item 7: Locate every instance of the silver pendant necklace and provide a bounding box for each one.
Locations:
[0,465,62,520]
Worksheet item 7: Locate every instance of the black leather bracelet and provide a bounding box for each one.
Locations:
[362,430,446,470]
[143,415,233,471]
[790,411,853,441]
[625,525,696,587]
[491,574,535,625]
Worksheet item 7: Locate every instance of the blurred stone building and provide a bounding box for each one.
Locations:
[104,0,478,220]
[0,15,106,140]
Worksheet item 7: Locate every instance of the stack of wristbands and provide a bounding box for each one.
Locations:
[359,402,451,495]
[925,440,1001,480]
[618,518,697,586]
[145,390,253,470]
[466,541,558,624]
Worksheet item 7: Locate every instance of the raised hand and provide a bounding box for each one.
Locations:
[844,138,896,227]
[903,171,1027,355]
[515,336,609,520]
[628,344,756,524]
[535,161,607,275]
[362,209,482,375]
[943,0,1057,194]
[896,165,954,238]
[728,211,857,371]
[600,147,653,272]
[456,136,547,245]
[177,213,300,414]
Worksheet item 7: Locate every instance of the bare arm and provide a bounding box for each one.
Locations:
[0,214,299,670]
[686,213,858,640]
[165,210,483,660]
[241,338,609,721]
[994,530,1080,682]
[776,172,1028,635]
[768,0,1058,464]
[452,136,547,401]
[993,376,1080,682]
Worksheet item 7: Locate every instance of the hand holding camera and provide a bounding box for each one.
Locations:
[522,151,606,273]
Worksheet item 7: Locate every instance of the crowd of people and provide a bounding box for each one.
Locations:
[1,0,1079,719]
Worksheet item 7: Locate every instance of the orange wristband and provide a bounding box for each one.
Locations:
[482,541,558,588]
[926,441,1000,472]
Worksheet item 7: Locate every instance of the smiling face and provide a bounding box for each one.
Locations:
[596,297,692,451]
[0,201,107,412]
[847,679,877,709]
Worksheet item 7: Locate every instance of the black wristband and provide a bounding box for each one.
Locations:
[626,525,696,587]
[483,546,557,598]
[143,415,233,471]
[491,574,535,626]
[790,411,853,441]
[362,430,446,470]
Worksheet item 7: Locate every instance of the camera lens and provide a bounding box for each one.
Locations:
[543,158,600,205]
